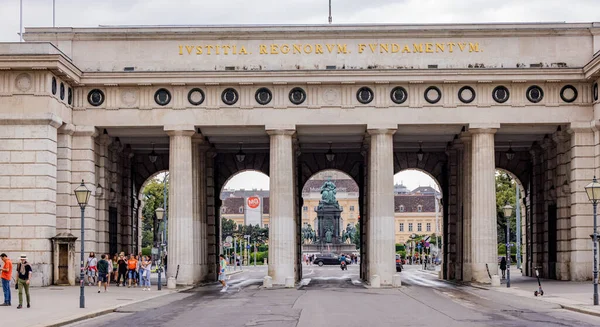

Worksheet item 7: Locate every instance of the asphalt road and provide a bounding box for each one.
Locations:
[65,264,600,327]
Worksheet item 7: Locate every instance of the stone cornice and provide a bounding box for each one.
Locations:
[567,121,594,134]
[78,68,587,85]
[583,53,600,79]
[23,23,598,41]
[0,112,62,128]
[0,44,82,84]
[73,125,98,137]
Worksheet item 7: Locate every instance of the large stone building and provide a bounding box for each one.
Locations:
[1,22,600,287]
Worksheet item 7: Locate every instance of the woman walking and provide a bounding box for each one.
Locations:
[142,256,152,291]
[85,252,97,286]
[117,253,127,286]
[500,257,507,279]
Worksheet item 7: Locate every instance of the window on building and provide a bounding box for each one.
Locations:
[399,205,405,212]
[303,206,308,211]
[264,224,268,228]
[408,223,413,232]
[350,206,355,211]
[239,206,244,213]
[427,223,431,232]
[417,223,422,232]
[417,205,423,212]
[399,223,404,232]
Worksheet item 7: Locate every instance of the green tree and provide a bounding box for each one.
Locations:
[221,218,237,237]
[141,175,168,248]
[496,171,517,244]
[353,222,360,249]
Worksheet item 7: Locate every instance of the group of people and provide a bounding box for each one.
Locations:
[84,252,153,292]
[1,253,32,309]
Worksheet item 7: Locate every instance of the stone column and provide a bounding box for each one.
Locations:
[191,136,207,283]
[469,126,498,283]
[267,128,296,285]
[460,132,473,282]
[568,122,595,281]
[198,145,209,280]
[56,124,74,234]
[96,133,111,254]
[165,125,195,285]
[367,127,396,286]
[553,130,571,280]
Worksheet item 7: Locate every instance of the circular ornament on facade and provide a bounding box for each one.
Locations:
[594,82,599,101]
[492,86,510,103]
[51,77,57,95]
[187,88,205,106]
[559,85,578,103]
[15,73,32,92]
[121,90,137,107]
[87,89,105,107]
[59,83,65,100]
[289,87,307,105]
[154,88,171,106]
[390,86,408,104]
[526,85,544,103]
[322,88,340,105]
[255,87,272,105]
[67,88,73,105]
[221,88,239,105]
[458,86,476,104]
[356,87,374,104]
[424,86,442,104]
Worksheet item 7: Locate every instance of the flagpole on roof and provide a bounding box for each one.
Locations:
[328,0,332,24]
[19,0,23,41]
[53,0,56,27]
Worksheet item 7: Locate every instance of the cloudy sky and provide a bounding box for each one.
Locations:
[1,0,599,41]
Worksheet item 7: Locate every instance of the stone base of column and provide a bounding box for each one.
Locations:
[199,264,208,282]
[463,264,472,282]
[472,262,497,283]
[368,263,395,286]
[268,263,295,285]
[175,263,195,286]
[570,262,592,281]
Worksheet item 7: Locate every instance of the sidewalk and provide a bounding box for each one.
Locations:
[488,273,600,317]
[1,282,183,327]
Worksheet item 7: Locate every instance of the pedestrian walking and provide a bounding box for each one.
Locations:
[106,254,113,289]
[97,254,109,293]
[111,254,118,284]
[1,253,13,306]
[219,254,228,292]
[127,254,138,288]
[85,252,97,286]
[500,257,507,279]
[117,253,127,286]
[142,256,152,291]
[16,254,32,309]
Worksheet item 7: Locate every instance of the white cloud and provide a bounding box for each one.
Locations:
[1,0,598,42]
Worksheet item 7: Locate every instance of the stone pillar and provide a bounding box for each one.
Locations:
[71,126,98,268]
[367,127,396,286]
[568,122,595,281]
[469,126,498,283]
[198,145,209,280]
[267,128,296,285]
[191,136,207,283]
[446,145,459,280]
[554,130,571,280]
[460,132,473,282]
[0,116,62,286]
[96,133,111,254]
[56,124,74,234]
[165,125,195,285]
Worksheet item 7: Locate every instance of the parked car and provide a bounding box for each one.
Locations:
[312,253,351,266]
[396,254,403,272]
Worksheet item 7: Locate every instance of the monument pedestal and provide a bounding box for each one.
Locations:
[302,243,358,254]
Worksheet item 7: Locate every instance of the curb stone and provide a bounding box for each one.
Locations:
[559,304,600,318]
[41,286,193,327]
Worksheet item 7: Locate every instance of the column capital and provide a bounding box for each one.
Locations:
[567,121,593,134]
[192,134,206,144]
[468,127,497,135]
[58,123,75,135]
[459,131,472,143]
[266,129,295,136]
[73,125,98,137]
[552,129,569,143]
[367,128,396,135]
[468,123,500,131]
[165,124,196,137]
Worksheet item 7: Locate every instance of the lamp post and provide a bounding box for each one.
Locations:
[503,203,513,288]
[74,180,91,309]
[584,176,600,305]
[155,207,165,291]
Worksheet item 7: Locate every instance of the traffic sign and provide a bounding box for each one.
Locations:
[223,242,232,248]
[246,245,251,249]
[225,236,233,243]
[424,236,431,242]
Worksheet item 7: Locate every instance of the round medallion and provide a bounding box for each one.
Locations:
[322,88,340,105]
[492,86,510,103]
[458,86,476,104]
[51,77,57,95]
[289,87,306,105]
[594,82,599,102]
[87,89,105,107]
[526,85,544,103]
[15,73,32,92]
[255,87,272,105]
[559,85,578,103]
[154,88,171,106]
[221,88,239,105]
[390,86,408,104]
[356,87,374,104]
[424,86,441,104]
[67,88,73,105]
[59,83,65,100]
[187,88,205,106]
[121,90,137,107]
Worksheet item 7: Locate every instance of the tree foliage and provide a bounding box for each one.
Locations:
[221,217,269,246]
[141,175,168,248]
[353,222,360,249]
[496,171,517,244]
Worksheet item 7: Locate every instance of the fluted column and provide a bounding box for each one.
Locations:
[165,125,195,285]
[470,127,498,283]
[367,128,396,286]
[460,132,473,282]
[267,128,296,285]
[191,136,204,283]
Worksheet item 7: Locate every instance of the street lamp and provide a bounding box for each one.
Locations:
[584,176,600,305]
[416,142,424,162]
[325,142,335,162]
[236,143,246,163]
[155,207,165,291]
[503,203,513,288]
[74,180,91,309]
